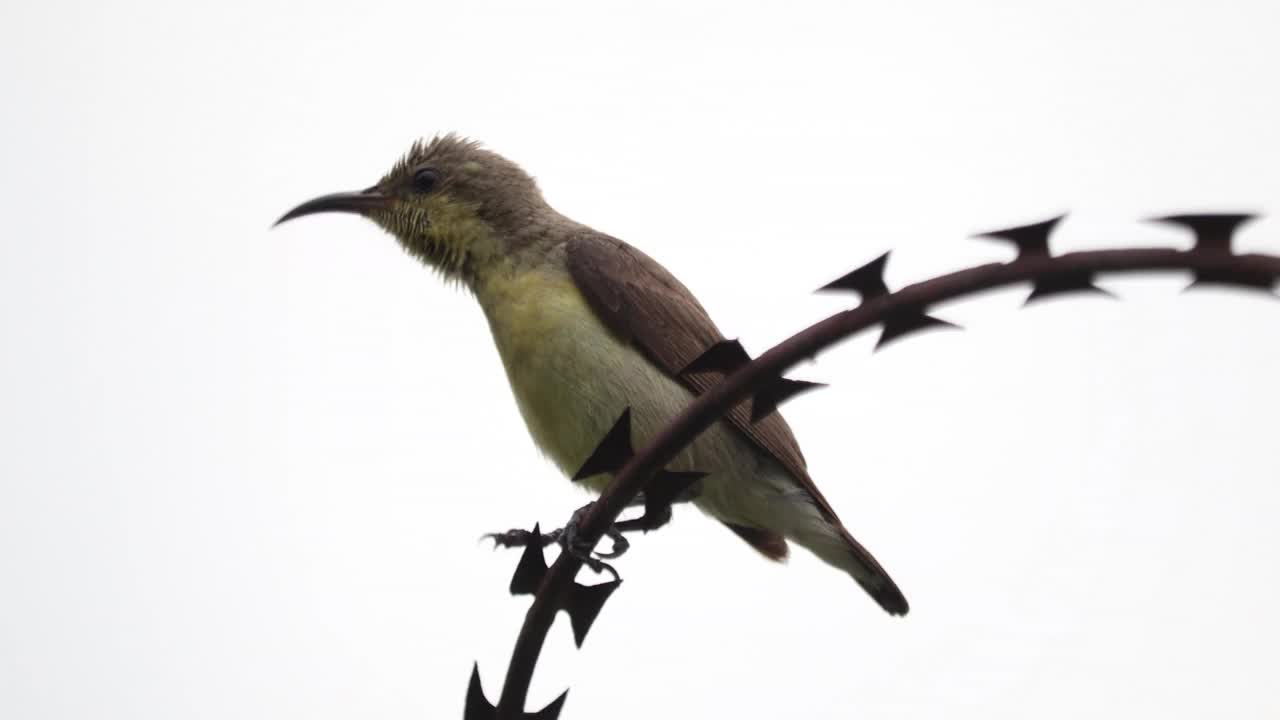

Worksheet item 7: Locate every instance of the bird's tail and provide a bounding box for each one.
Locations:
[790,520,909,616]
[835,526,909,616]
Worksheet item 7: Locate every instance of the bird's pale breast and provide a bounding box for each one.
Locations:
[474,267,782,525]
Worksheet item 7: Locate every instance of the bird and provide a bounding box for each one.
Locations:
[276,134,909,616]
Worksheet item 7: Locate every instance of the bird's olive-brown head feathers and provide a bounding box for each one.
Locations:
[276,134,550,282]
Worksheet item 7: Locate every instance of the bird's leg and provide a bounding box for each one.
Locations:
[482,501,629,573]
[566,484,695,559]
[545,490,692,562]
[554,501,625,576]
[611,470,702,535]
[484,477,700,569]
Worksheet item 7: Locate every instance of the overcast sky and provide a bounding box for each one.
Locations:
[3,1,1279,718]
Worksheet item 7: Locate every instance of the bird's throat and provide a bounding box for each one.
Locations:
[390,194,500,283]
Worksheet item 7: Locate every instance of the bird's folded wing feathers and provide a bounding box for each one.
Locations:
[565,233,842,523]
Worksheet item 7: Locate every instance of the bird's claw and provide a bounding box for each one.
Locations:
[481,527,560,549]
[592,528,630,559]
[554,511,622,579]
[483,502,630,579]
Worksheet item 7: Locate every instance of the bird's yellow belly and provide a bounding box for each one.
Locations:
[476,269,774,520]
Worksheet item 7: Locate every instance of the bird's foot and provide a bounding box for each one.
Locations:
[553,504,627,581]
[483,502,629,579]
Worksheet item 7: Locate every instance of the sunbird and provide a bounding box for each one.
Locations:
[277,134,908,615]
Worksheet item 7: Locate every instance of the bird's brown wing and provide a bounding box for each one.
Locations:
[564,232,838,521]
[567,233,911,615]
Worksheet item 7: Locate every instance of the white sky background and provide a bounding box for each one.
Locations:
[2,1,1279,718]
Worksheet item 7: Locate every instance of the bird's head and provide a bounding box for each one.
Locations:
[276,134,548,280]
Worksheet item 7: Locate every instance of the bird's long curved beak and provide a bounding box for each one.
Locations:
[274,188,391,227]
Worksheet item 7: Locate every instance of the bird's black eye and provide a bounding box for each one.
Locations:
[411,167,440,194]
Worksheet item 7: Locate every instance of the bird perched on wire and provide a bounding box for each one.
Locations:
[276,134,909,615]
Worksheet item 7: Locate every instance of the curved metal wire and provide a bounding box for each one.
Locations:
[473,215,1279,719]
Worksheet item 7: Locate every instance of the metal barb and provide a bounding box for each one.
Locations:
[1026,273,1111,304]
[1149,213,1257,253]
[876,309,960,349]
[467,663,568,720]
[528,691,569,720]
[1187,268,1280,291]
[750,377,826,422]
[818,252,892,300]
[1151,213,1275,289]
[465,664,497,720]
[565,579,623,648]
[508,526,550,596]
[645,470,706,518]
[975,214,1066,259]
[570,408,635,482]
[680,339,752,377]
